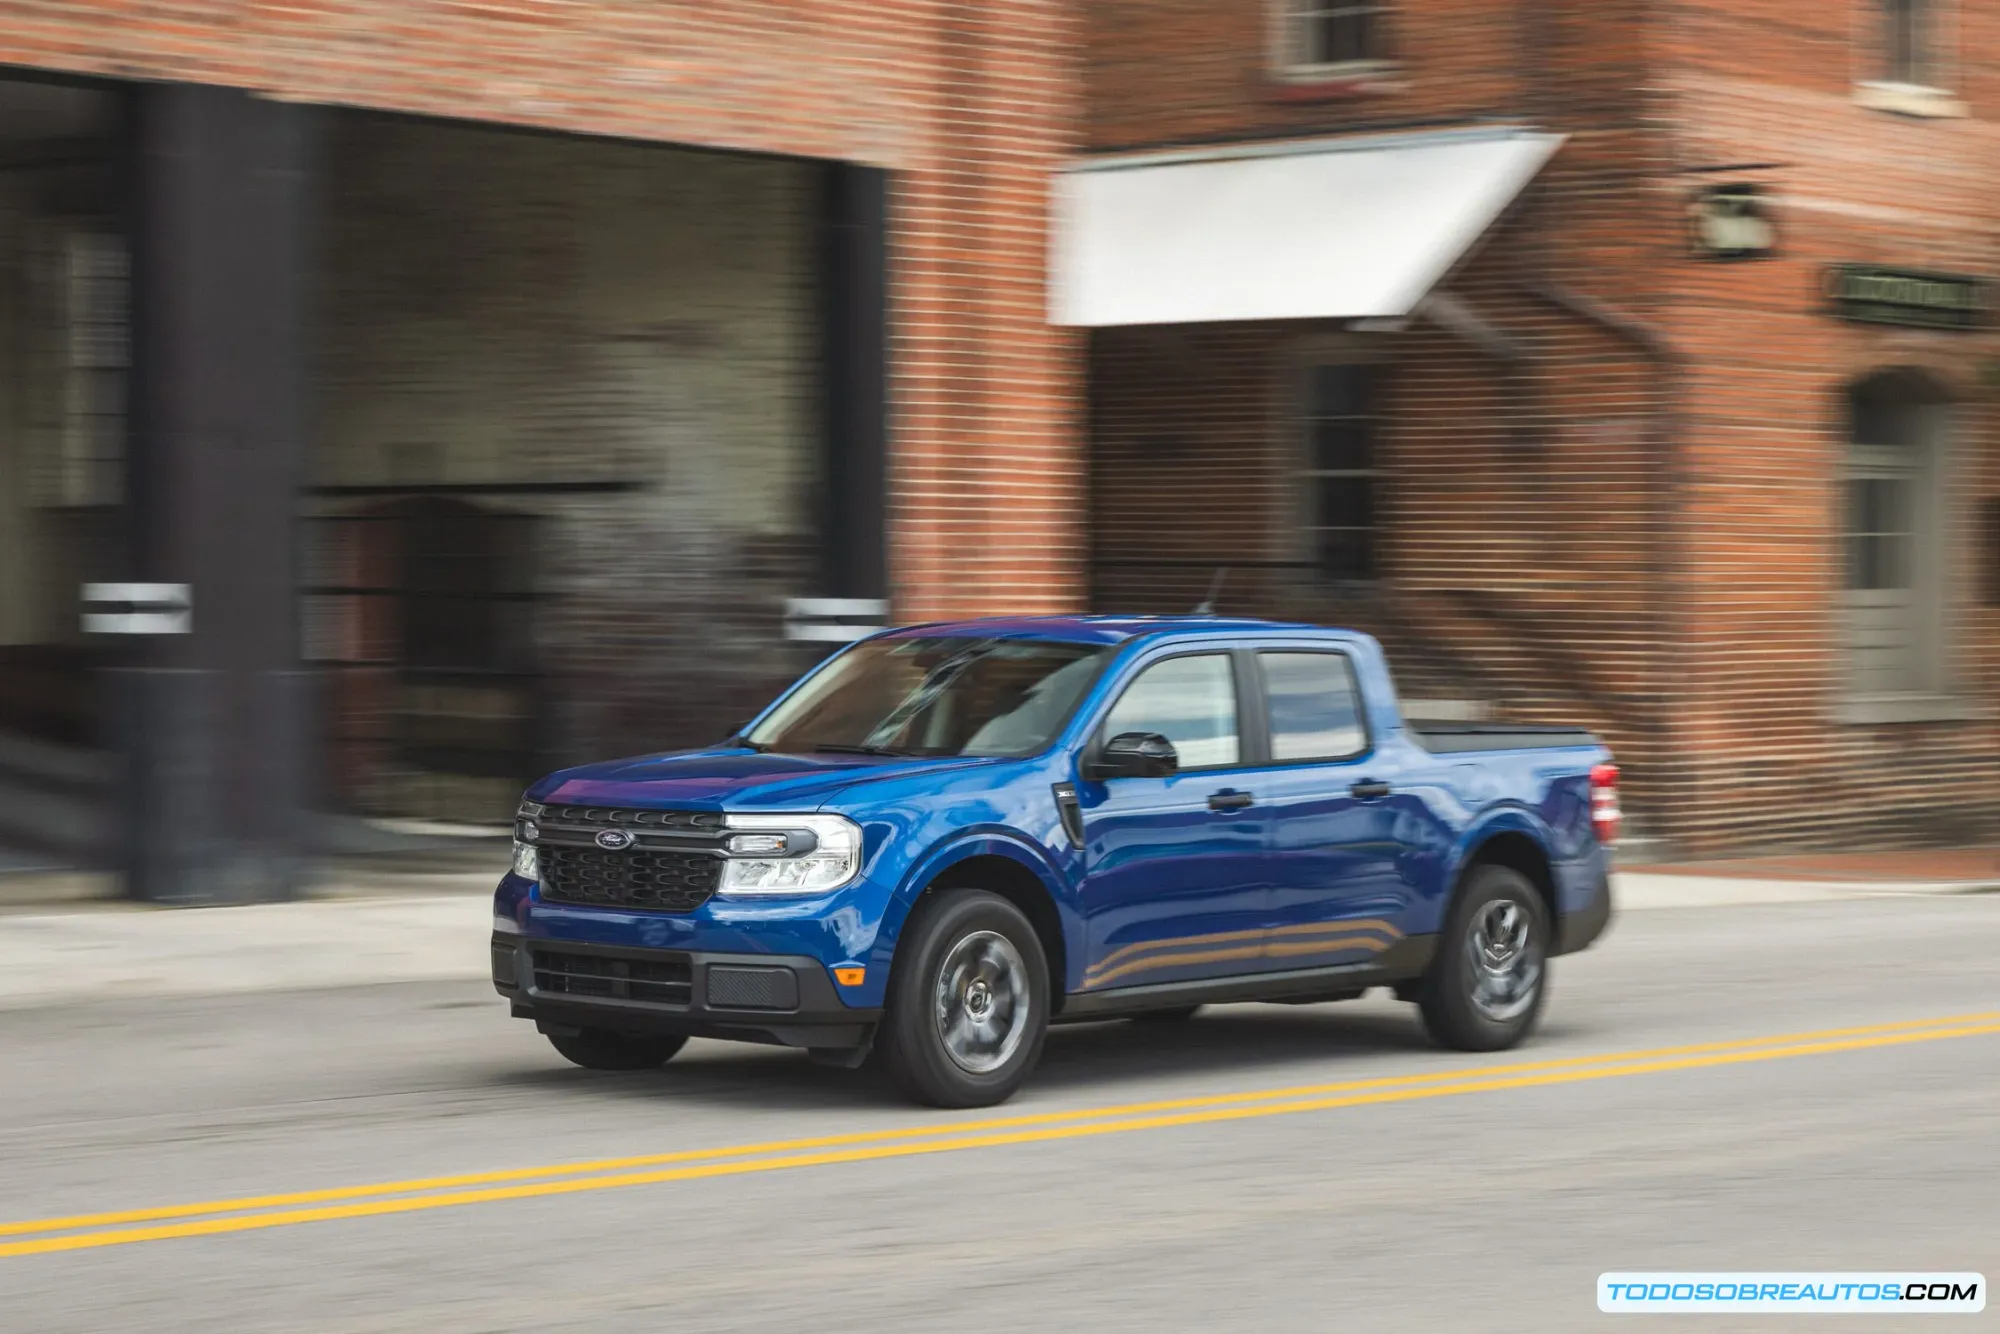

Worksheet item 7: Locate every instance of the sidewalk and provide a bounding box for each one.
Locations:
[1617,846,2000,909]
[0,894,492,1010]
[0,852,1992,1011]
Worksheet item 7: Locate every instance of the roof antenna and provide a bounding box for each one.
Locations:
[1192,566,1228,616]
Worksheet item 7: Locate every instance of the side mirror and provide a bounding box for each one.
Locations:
[1086,731,1179,781]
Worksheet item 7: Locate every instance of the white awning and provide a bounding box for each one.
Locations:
[1050,129,1565,328]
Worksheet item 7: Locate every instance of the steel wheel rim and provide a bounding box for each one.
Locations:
[1464,898,1542,1022]
[933,929,1031,1074]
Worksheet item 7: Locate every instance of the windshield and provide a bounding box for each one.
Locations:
[746,637,1114,758]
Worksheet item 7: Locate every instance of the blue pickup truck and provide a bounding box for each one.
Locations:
[493,616,1617,1106]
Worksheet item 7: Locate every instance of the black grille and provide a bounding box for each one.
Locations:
[539,845,721,913]
[531,947,693,1005]
[706,965,800,1012]
[532,804,725,832]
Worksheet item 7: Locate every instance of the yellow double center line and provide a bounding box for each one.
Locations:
[5,1010,1997,1259]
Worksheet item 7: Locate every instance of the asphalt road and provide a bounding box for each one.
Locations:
[3,894,1997,1333]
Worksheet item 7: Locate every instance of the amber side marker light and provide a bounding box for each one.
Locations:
[834,966,866,986]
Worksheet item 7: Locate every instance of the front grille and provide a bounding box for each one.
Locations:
[539,846,722,913]
[531,947,693,1005]
[531,803,725,833]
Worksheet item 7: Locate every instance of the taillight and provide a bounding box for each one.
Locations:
[1589,763,1621,846]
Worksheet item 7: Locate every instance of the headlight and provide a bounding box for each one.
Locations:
[512,840,539,880]
[717,813,863,897]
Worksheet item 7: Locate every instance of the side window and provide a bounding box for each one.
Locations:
[1259,651,1366,762]
[1101,654,1240,769]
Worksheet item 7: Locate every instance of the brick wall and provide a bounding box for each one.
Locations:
[1657,0,2000,850]
[1083,0,2000,852]
[0,0,1085,624]
[1084,0,1688,827]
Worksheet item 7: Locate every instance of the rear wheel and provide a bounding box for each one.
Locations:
[879,889,1050,1108]
[545,1028,687,1071]
[1416,864,1550,1052]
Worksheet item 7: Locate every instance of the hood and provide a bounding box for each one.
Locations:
[530,746,1004,812]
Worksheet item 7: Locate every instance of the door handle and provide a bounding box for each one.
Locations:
[1350,780,1392,800]
[1207,790,1255,811]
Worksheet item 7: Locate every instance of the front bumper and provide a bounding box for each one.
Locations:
[493,933,881,1050]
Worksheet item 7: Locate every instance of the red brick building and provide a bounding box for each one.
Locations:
[1072,0,2000,854]
[0,3,1083,895]
[0,2,1993,897]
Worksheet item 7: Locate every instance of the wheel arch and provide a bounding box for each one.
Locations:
[1447,815,1560,933]
[885,835,1077,1006]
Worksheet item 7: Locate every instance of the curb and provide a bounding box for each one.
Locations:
[0,894,492,1011]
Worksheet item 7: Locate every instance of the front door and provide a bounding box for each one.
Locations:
[1252,647,1414,971]
[1075,650,1268,992]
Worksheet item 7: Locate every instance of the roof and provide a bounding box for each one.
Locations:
[875,614,1330,647]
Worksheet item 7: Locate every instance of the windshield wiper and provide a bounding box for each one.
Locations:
[812,743,916,757]
[721,734,769,752]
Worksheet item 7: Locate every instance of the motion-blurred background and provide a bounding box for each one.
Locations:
[0,0,1994,906]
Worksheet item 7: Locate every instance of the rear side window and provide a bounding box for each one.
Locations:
[1101,653,1240,769]
[1259,651,1366,761]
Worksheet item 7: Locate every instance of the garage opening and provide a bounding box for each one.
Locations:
[0,74,126,874]
[304,112,885,829]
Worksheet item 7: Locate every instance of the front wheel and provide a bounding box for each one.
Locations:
[879,889,1051,1108]
[546,1028,688,1071]
[1416,865,1550,1052]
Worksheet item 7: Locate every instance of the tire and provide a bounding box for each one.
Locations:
[1127,1006,1203,1024]
[879,889,1051,1108]
[1416,864,1551,1052]
[546,1028,688,1071]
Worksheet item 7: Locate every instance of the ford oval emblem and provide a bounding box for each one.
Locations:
[595,829,635,850]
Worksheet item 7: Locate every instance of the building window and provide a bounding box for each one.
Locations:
[1839,371,1948,700]
[1855,0,1965,115]
[1845,476,1911,591]
[1277,1,1392,75]
[1300,364,1380,582]
[1983,498,2000,608]
[1881,0,1932,85]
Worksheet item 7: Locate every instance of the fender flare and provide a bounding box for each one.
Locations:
[872,829,1084,988]
[1440,805,1561,914]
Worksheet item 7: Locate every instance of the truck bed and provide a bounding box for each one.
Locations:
[1406,721,1601,754]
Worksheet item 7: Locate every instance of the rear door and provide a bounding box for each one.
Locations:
[1251,645,1415,971]
[1074,649,1269,991]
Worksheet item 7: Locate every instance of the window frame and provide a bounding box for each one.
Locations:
[1253,647,1374,767]
[1835,375,1954,712]
[1880,0,1937,86]
[745,635,1118,761]
[1853,0,1966,117]
[1290,355,1387,587]
[1269,0,1396,82]
[1087,648,1254,776]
